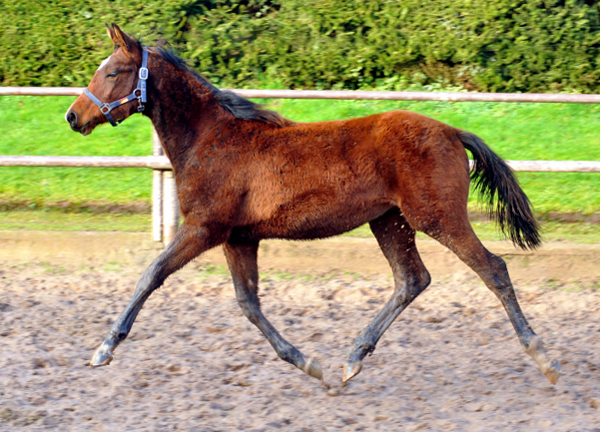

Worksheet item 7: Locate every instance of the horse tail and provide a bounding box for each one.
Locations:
[457,130,541,250]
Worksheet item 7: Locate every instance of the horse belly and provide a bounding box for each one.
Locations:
[237,195,393,241]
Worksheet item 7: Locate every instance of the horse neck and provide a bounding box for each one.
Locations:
[145,62,224,172]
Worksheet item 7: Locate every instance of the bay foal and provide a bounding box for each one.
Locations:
[65,24,560,384]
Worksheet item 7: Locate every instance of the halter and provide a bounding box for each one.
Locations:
[84,48,149,127]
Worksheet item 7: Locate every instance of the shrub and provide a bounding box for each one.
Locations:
[3,0,600,93]
[0,0,190,86]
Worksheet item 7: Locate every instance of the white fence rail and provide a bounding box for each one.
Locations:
[2,156,600,173]
[2,87,599,243]
[0,155,171,169]
[6,86,600,103]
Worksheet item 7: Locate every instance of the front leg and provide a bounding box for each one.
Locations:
[91,223,221,367]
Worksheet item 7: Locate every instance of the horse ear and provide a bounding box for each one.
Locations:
[108,23,138,58]
[105,22,114,40]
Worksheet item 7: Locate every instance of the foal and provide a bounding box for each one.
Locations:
[65,24,560,384]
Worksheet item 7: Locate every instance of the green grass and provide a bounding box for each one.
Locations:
[0,95,152,205]
[0,209,150,232]
[0,94,599,236]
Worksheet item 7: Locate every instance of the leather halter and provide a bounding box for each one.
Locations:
[83,48,149,127]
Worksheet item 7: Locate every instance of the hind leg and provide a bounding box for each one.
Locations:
[422,215,560,384]
[223,240,323,380]
[343,208,431,382]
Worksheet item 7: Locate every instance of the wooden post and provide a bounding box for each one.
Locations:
[152,170,163,242]
[152,128,164,243]
[162,170,179,245]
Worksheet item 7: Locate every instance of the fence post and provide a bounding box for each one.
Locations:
[152,128,164,242]
[162,170,179,245]
[152,127,179,245]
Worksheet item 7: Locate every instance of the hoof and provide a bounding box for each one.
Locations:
[543,359,560,385]
[523,336,560,385]
[90,344,114,367]
[302,357,323,381]
[342,361,362,383]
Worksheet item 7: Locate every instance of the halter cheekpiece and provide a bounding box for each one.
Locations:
[84,48,149,127]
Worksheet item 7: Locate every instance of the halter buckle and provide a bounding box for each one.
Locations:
[139,67,149,80]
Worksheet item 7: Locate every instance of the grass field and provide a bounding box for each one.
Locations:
[1,94,599,242]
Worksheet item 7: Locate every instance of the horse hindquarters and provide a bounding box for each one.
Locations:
[389,129,559,384]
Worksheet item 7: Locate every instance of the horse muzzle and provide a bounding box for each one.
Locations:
[65,110,91,135]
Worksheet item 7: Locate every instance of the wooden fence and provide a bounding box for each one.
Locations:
[2,87,600,244]
[6,87,600,103]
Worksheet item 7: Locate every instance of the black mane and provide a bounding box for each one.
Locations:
[150,44,291,127]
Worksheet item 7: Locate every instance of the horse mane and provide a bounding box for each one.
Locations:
[148,43,293,128]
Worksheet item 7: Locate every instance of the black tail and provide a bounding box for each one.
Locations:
[458,130,541,250]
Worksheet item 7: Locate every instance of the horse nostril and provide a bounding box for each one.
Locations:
[66,111,78,127]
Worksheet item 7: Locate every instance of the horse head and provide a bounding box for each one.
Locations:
[65,23,147,135]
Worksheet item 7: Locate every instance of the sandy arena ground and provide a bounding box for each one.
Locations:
[1,237,600,431]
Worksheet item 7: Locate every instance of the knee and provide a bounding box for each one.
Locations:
[408,268,431,295]
[419,269,432,291]
[395,268,431,304]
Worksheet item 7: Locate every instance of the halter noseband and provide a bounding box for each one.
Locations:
[84,48,149,127]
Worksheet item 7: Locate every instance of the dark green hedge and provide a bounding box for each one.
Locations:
[3,0,600,93]
[0,0,190,86]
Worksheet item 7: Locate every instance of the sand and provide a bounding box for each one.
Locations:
[1,248,599,431]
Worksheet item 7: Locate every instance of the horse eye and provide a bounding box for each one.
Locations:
[106,72,119,79]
